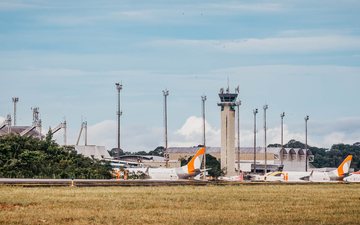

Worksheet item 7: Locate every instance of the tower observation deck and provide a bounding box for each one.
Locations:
[218,88,238,176]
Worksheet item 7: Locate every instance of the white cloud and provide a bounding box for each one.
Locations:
[207,2,284,13]
[171,116,220,147]
[32,1,287,27]
[212,64,360,76]
[171,116,360,149]
[0,1,41,11]
[170,116,305,148]
[58,120,163,152]
[52,115,360,152]
[151,35,360,54]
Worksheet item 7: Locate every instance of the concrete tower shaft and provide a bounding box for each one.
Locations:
[218,90,238,177]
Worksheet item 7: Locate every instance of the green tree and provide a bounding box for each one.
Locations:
[0,134,112,179]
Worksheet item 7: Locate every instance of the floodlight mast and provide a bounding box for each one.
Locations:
[84,121,88,146]
[263,104,268,174]
[115,82,123,159]
[201,95,207,180]
[305,115,309,172]
[63,120,67,146]
[12,97,19,126]
[253,108,258,173]
[163,89,169,168]
[280,112,285,166]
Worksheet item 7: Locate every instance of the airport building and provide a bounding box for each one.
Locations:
[168,146,314,173]
[0,108,43,139]
[74,145,111,160]
[217,86,238,176]
[0,125,42,138]
[118,155,180,168]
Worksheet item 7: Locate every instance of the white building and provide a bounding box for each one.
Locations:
[168,146,314,173]
[74,145,111,160]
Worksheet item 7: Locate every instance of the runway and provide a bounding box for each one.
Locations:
[0,178,347,187]
[0,178,210,187]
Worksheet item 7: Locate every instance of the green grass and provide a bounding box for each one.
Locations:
[0,184,359,225]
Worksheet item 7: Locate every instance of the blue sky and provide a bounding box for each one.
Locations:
[0,0,360,151]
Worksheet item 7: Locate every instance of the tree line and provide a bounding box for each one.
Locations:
[0,133,112,179]
[1,132,358,179]
[269,139,360,171]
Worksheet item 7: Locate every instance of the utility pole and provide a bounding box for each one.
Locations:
[280,112,285,166]
[12,97,19,126]
[163,89,169,168]
[201,95,207,180]
[305,115,309,172]
[263,104,268,174]
[84,121,88,146]
[253,108,258,173]
[115,83,123,159]
[236,100,241,175]
[63,120,67,146]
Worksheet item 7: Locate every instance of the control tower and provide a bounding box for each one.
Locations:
[218,87,238,176]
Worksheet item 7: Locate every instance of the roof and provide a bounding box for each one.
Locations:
[0,126,43,138]
[119,155,167,162]
[74,145,111,160]
[167,147,313,155]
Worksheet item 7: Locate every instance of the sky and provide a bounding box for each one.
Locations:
[0,0,359,151]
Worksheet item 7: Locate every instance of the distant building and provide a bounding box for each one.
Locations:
[74,145,111,160]
[0,126,43,139]
[118,155,180,168]
[168,146,314,173]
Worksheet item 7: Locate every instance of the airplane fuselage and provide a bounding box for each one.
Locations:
[128,167,201,180]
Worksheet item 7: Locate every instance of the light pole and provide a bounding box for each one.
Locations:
[263,105,268,174]
[163,89,169,168]
[12,97,19,126]
[201,95,207,180]
[236,100,241,175]
[280,112,285,166]
[253,108,258,173]
[115,83,123,159]
[305,115,309,172]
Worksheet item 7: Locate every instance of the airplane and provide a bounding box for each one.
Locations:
[124,147,206,180]
[344,171,360,183]
[263,155,353,182]
[218,175,243,182]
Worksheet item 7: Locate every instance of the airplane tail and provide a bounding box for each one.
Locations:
[182,147,205,174]
[330,155,352,178]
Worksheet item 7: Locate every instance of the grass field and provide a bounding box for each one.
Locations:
[0,184,360,225]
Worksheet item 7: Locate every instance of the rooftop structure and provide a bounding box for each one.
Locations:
[0,126,43,138]
[74,145,111,160]
[168,146,314,172]
[118,155,180,168]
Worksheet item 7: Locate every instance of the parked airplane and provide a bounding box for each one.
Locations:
[219,175,243,181]
[344,171,360,183]
[263,155,353,182]
[125,147,205,180]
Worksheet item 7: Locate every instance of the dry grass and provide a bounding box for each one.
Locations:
[0,184,359,225]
